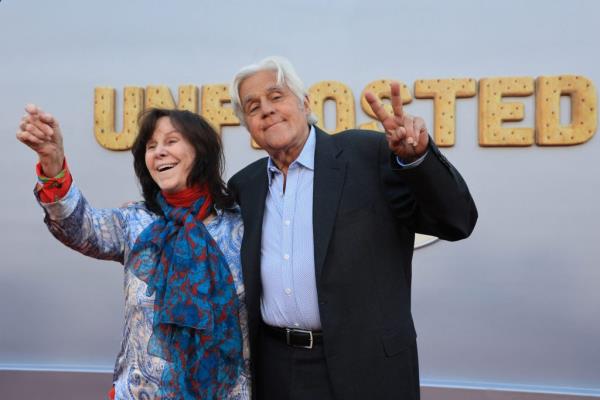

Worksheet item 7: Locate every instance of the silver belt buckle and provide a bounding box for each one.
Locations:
[286,328,314,349]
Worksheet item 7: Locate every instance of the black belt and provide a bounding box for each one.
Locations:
[263,323,323,349]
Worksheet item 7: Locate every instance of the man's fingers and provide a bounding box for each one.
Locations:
[364,91,377,104]
[387,126,407,143]
[402,116,416,145]
[413,117,426,134]
[382,119,399,135]
[365,91,391,123]
[413,117,429,147]
[407,129,419,147]
[390,82,404,119]
[387,127,406,151]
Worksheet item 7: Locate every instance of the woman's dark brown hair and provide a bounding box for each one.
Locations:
[131,108,234,215]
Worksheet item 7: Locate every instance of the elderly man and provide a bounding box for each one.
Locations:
[228,56,477,400]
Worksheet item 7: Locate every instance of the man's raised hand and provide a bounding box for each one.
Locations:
[365,82,429,162]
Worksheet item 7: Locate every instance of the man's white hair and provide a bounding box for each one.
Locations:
[230,56,318,127]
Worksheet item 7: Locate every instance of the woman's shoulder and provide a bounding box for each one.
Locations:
[119,200,160,227]
[208,205,243,244]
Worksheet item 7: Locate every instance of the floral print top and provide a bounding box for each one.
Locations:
[37,184,251,399]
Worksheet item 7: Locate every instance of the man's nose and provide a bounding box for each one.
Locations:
[260,99,275,116]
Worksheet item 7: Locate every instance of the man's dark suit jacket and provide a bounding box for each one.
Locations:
[229,127,477,400]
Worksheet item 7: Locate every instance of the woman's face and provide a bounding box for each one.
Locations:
[145,116,196,194]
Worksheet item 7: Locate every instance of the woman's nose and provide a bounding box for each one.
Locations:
[155,143,168,157]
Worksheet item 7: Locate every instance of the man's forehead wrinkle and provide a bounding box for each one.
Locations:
[241,84,285,105]
[267,84,284,92]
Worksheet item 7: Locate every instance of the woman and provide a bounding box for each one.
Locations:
[17,106,250,399]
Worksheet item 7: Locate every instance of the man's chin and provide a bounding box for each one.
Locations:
[264,123,285,135]
[264,137,294,151]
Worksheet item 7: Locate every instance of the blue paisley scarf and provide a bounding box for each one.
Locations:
[128,191,242,399]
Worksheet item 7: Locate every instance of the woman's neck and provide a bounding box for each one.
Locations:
[162,185,205,208]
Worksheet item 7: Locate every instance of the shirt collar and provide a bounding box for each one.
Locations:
[266,125,316,185]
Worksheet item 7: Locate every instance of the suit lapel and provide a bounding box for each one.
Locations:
[313,128,346,281]
[239,160,268,324]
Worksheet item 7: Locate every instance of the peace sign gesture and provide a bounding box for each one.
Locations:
[365,82,429,162]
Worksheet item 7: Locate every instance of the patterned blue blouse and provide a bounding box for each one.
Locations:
[37,184,251,399]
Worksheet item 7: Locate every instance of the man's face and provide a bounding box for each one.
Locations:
[238,70,311,159]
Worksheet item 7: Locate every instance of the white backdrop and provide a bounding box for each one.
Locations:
[0,0,598,395]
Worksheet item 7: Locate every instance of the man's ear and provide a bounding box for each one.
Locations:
[303,95,311,115]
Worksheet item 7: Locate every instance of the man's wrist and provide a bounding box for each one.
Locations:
[395,152,428,168]
[396,155,420,164]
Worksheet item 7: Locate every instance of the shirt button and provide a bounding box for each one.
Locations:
[294,323,300,327]
[285,288,292,295]
[284,220,291,226]
[283,254,290,260]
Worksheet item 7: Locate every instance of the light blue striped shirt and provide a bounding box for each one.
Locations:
[258,126,425,330]
[260,126,322,330]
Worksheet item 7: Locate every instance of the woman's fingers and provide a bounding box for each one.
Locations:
[24,117,52,139]
[16,129,44,146]
[32,117,54,137]
[25,104,41,115]
[39,112,56,125]
[21,113,54,138]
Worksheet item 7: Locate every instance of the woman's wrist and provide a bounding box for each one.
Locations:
[39,152,65,178]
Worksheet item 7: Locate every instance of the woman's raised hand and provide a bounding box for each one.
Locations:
[17,104,65,177]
